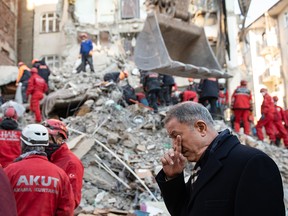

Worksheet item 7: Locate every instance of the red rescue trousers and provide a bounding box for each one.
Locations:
[233,109,250,135]
[30,91,44,123]
[274,120,288,147]
[256,114,276,142]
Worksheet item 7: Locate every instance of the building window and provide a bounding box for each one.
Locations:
[121,0,139,19]
[42,55,61,69]
[284,12,288,28]
[40,12,59,33]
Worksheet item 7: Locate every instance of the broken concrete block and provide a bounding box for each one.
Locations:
[107,133,119,144]
[136,144,146,152]
[123,139,135,148]
[135,169,152,179]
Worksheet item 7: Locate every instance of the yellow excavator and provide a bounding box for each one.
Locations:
[135,0,231,79]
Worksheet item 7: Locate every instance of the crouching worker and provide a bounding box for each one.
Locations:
[103,71,128,83]
[42,119,84,208]
[4,124,75,216]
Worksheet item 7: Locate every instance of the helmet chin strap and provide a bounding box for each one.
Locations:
[50,135,58,145]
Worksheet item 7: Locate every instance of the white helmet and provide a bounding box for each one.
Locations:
[20,124,49,146]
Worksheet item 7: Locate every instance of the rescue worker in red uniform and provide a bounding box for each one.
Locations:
[42,119,84,208]
[0,106,21,167]
[4,124,74,216]
[231,80,253,135]
[272,96,288,148]
[26,67,48,123]
[180,90,198,102]
[255,88,276,144]
[0,165,17,216]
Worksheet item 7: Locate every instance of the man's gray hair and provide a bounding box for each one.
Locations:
[164,101,215,127]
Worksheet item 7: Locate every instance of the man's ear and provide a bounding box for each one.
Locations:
[194,120,207,134]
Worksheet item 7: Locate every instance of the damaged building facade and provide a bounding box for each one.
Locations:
[0,0,17,65]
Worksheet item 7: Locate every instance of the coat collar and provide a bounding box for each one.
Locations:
[50,143,69,161]
[188,131,240,205]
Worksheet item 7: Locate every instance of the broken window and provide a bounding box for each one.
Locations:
[121,0,139,19]
[40,12,59,33]
[42,55,62,69]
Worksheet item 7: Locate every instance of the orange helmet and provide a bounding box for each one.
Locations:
[188,78,194,82]
[42,119,68,140]
[30,67,38,73]
[31,59,39,65]
[4,106,18,120]
[273,96,278,102]
[119,71,128,80]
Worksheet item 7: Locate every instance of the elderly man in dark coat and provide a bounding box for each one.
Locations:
[156,101,285,216]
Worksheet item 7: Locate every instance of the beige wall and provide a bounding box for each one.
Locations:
[33,4,66,60]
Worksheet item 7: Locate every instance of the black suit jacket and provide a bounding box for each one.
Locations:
[156,132,285,216]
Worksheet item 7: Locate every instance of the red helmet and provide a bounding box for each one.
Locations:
[240,80,247,86]
[273,96,278,102]
[4,106,18,120]
[18,62,25,67]
[30,67,38,73]
[42,119,68,139]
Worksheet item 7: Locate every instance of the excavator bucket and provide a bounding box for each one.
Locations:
[135,12,232,79]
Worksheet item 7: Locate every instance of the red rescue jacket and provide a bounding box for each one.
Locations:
[0,129,21,168]
[274,105,288,125]
[181,90,198,102]
[231,86,252,110]
[261,93,275,117]
[26,73,48,96]
[4,155,74,216]
[50,143,84,208]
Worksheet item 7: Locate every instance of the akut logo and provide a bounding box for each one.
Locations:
[16,175,59,188]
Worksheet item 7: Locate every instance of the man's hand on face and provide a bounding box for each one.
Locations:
[161,135,187,179]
